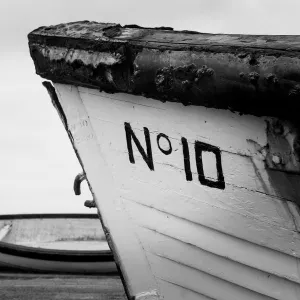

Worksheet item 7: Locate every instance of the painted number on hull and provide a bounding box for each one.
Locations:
[125,122,225,190]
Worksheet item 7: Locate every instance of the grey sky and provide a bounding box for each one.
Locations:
[1,0,300,214]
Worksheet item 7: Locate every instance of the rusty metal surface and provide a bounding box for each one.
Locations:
[266,119,300,174]
[28,21,300,122]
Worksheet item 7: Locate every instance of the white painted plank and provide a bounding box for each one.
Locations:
[137,227,300,300]
[97,142,296,231]
[78,87,267,157]
[82,135,300,257]
[157,279,215,300]
[78,86,300,254]
[81,91,299,205]
[122,198,300,284]
[147,252,275,300]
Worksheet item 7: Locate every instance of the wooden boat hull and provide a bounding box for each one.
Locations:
[28,22,300,299]
[0,214,117,274]
[50,84,300,299]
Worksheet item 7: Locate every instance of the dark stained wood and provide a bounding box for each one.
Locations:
[28,21,300,122]
[0,272,126,300]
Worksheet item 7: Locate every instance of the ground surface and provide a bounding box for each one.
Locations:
[0,272,126,300]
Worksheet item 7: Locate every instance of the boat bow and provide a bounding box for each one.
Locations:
[28,21,300,300]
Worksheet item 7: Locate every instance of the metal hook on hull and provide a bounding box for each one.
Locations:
[73,172,96,208]
[73,172,86,195]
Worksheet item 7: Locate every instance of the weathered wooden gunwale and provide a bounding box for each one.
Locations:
[28,21,300,122]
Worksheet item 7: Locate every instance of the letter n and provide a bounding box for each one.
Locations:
[124,122,154,171]
[195,141,225,189]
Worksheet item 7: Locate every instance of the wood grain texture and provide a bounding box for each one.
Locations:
[52,83,300,300]
[0,273,126,300]
[28,21,300,122]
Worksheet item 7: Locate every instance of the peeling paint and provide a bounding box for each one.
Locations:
[265,119,300,175]
[155,64,215,100]
[29,21,300,123]
[134,290,160,300]
[39,46,124,67]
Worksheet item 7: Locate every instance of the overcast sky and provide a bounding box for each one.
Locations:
[1,0,300,214]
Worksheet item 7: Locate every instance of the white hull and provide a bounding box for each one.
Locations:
[52,83,300,299]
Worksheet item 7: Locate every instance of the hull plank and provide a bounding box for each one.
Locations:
[137,228,300,299]
[78,88,299,238]
[147,253,274,300]
[124,199,300,284]
[157,279,215,300]
[52,83,300,299]
[78,87,267,156]
[89,119,296,230]
[79,87,299,204]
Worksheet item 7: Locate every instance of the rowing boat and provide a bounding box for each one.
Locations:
[0,214,117,274]
[28,22,300,299]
